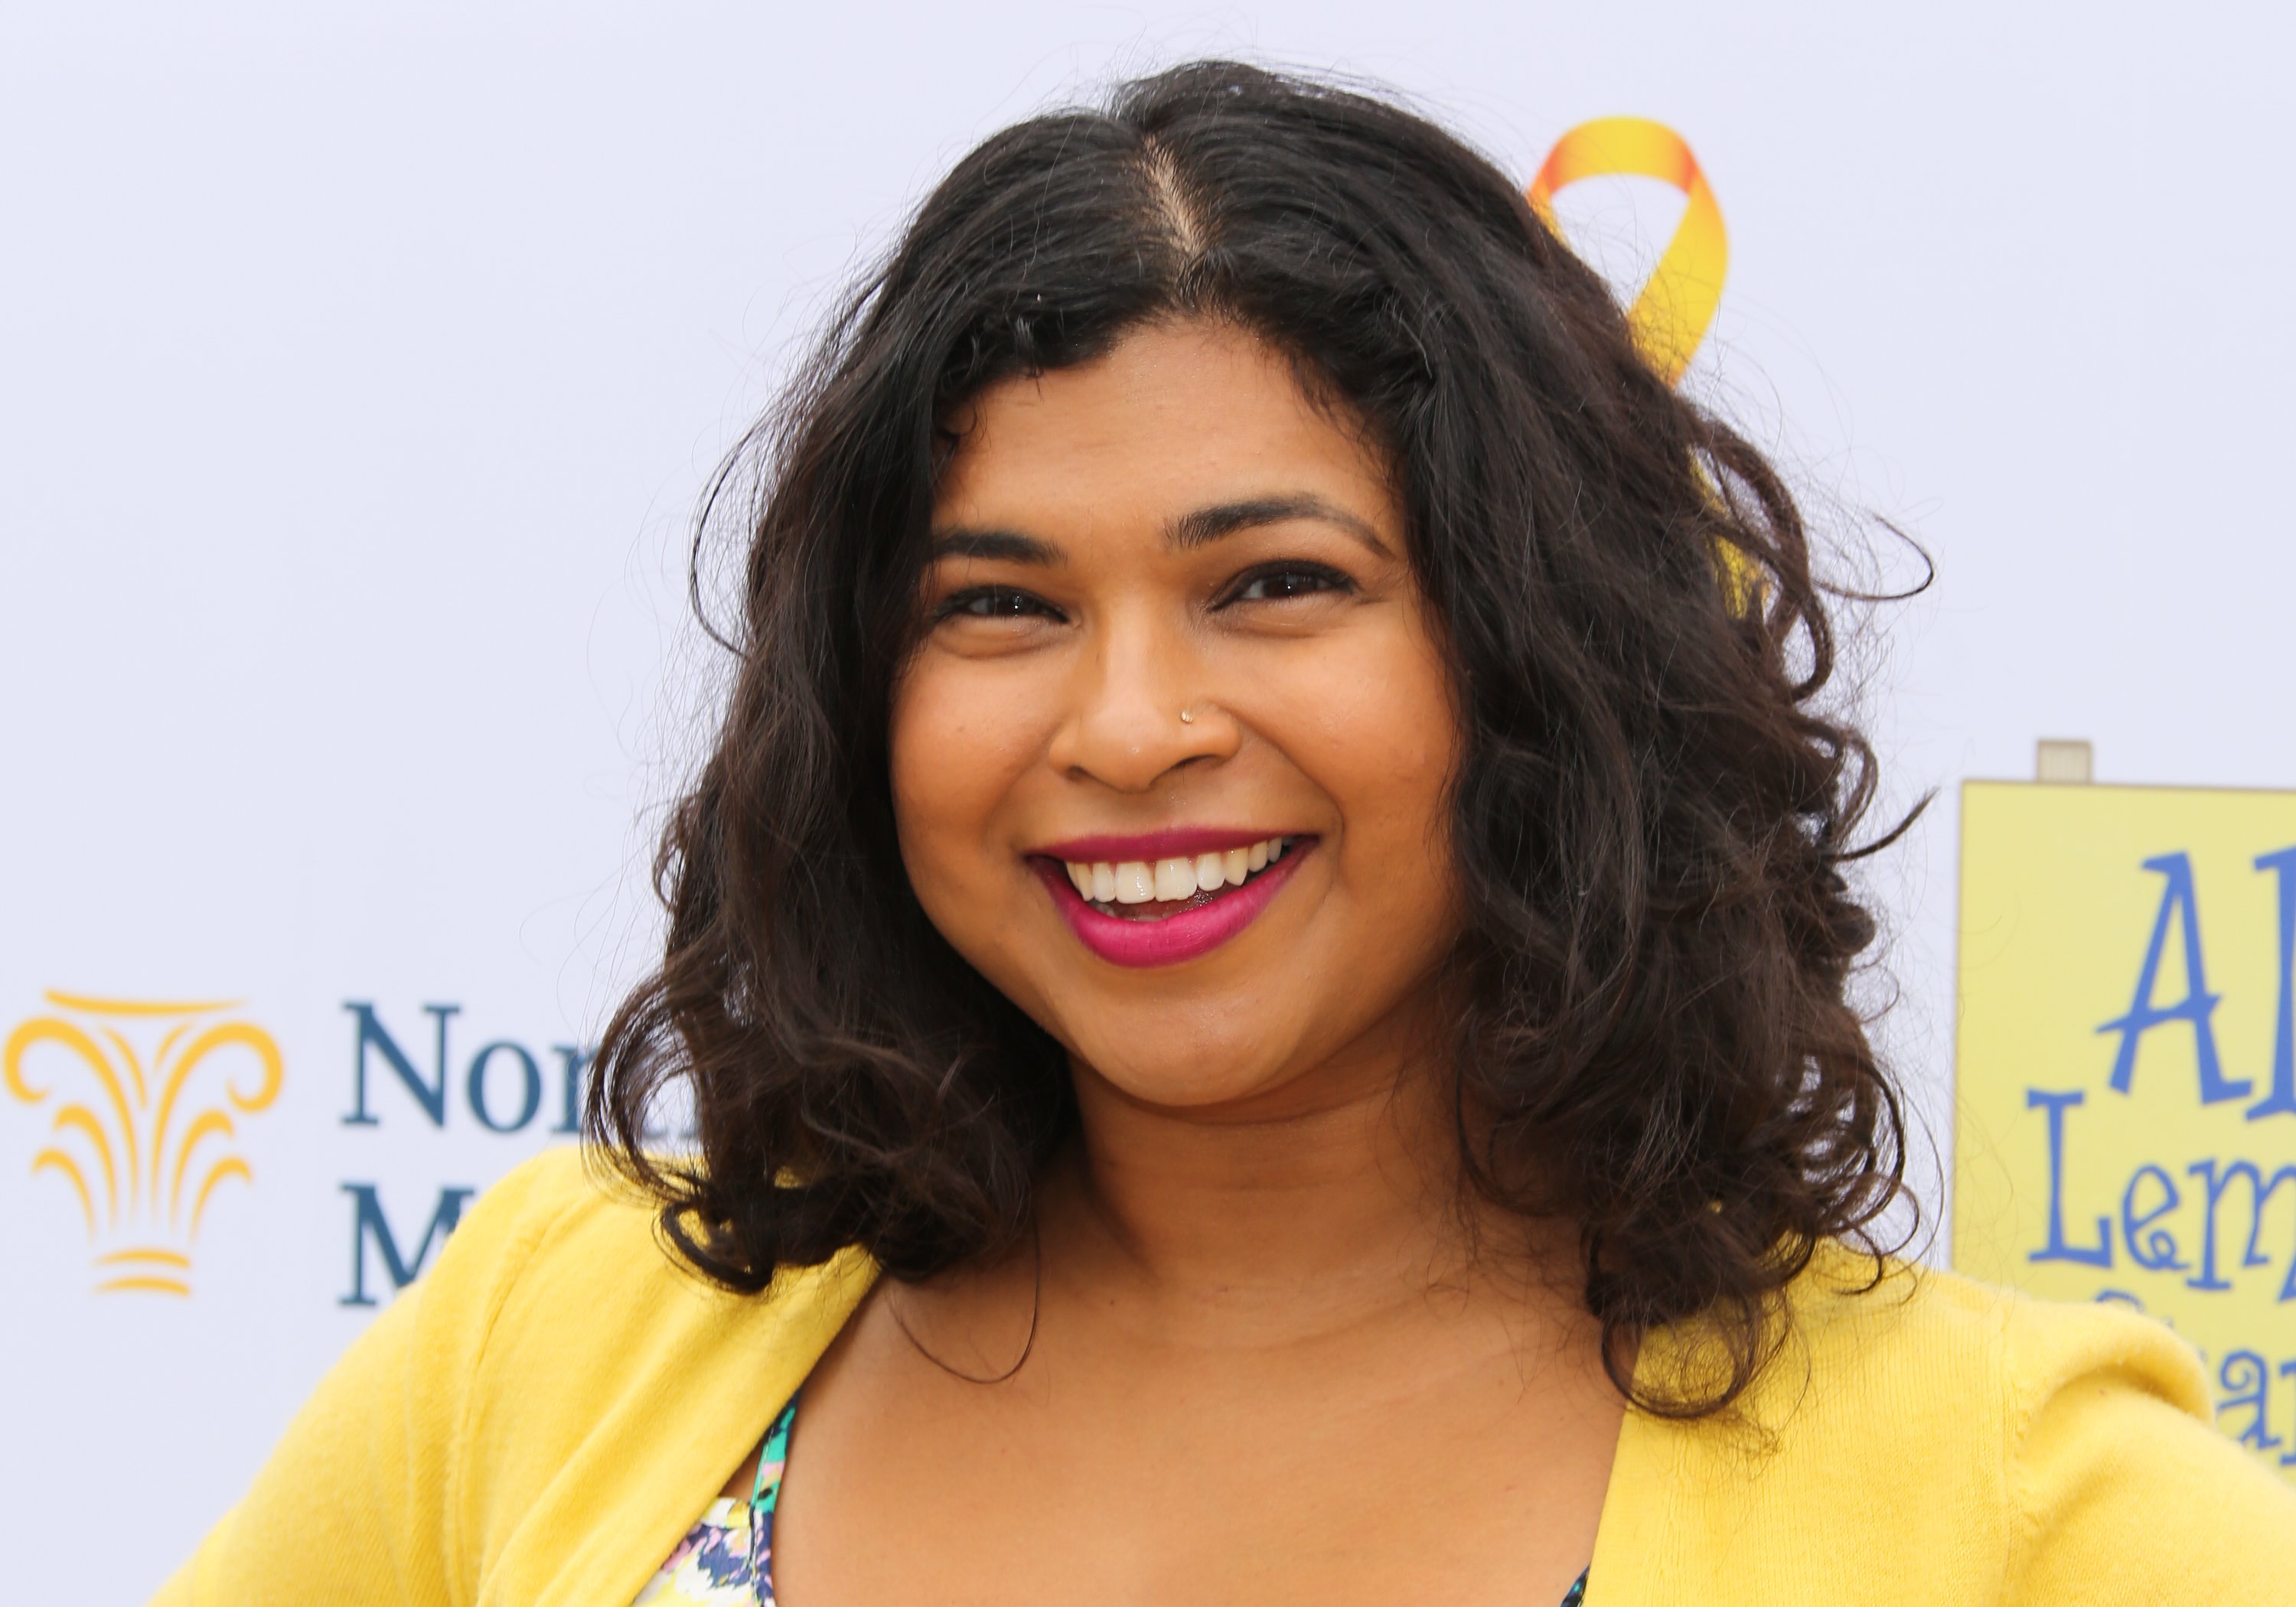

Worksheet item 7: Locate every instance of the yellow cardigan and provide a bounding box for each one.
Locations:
[156,1147,2296,1605]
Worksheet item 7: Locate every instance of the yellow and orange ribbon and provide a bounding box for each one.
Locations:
[1528,120,1757,610]
[1528,118,1727,387]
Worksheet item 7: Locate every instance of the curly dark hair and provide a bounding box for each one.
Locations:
[589,60,1916,1416]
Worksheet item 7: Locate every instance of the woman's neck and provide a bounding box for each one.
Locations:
[1042,1012,1571,1354]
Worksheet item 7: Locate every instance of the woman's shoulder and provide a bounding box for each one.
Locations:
[154,1147,879,1605]
[1598,1239,2296,1601]
[402,1143,689,1360]
[1776,1237,2211,1420]
[430,1143,667,1302]
[429,1146,876,1384]
[390,1147,877,1596]
[1755,1238,2229,1493]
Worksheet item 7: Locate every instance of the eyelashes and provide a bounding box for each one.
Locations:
[931,561,1357,625]
[934,585,1066,624]
[1218,560,1355,605]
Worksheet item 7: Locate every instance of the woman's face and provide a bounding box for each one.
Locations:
[889,321,1462,1114]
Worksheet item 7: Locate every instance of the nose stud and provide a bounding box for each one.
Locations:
[1179,707,1196,725]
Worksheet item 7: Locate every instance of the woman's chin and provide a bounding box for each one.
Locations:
[1063,1032,1345,1120]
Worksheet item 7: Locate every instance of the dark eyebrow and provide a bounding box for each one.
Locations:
[927,496,1390,567]
[925,527,1065,566]
[1166,494,1392,558]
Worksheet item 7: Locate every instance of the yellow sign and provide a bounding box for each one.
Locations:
[1957,781,2296,1478]
[5,991,283,1295]
[1528,117,1729,386]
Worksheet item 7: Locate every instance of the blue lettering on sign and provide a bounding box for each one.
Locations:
[2121,1165,2187,1271]
[334,1003,605,1309]
[341,1002,594,1134]
[341,1182,475,1305]
[343,1002,460,1126]
[2029,844,2296,1467]
[2250,846,2296,1120]
[467,1041,543,1133]
[2099,853,2249,1105]
[2217,1351,2285,1452]
[2027,1087,2113,1266]
[2184,1159,2296,1294]
[552,1045,590,1136]
[2283,1361,2296,1465]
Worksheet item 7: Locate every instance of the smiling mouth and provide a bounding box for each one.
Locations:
[1032,834,1314,968]
[1053,836,1300,919]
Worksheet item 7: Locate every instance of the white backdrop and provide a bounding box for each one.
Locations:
[5,2,2291,1596]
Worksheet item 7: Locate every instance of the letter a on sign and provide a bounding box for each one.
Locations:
[2100,853,2250,1105]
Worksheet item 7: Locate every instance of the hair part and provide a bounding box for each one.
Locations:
[589,60,1918,1417]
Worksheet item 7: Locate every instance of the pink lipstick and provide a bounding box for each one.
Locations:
[1031,833,1316,968]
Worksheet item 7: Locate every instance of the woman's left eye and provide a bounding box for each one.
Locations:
[1225,563,1354,605]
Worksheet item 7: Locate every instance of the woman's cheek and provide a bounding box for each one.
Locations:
[1283,631,1456,869]
[888,663,980,918]
[889,657,1045,937]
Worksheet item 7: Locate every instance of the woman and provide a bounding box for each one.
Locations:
[158,62,2296,1605]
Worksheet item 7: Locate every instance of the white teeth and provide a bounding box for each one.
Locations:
[1066,838,1300,906]
[1153,857,1196,901]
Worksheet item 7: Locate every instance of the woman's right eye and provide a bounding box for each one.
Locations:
[935,585,1063,623]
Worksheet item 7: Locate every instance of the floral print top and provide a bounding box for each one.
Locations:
[634,1392,1590,1606]
[634,1394,799,1607]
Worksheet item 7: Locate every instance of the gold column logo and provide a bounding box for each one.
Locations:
[5,991,284,1295]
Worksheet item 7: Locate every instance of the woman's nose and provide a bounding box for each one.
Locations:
[1045,616,1239,792]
